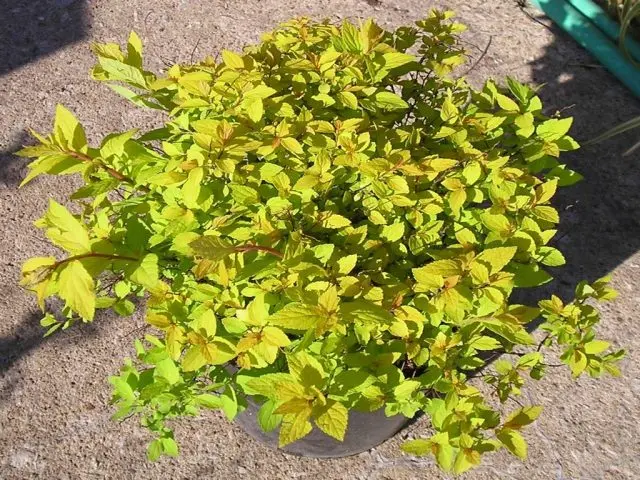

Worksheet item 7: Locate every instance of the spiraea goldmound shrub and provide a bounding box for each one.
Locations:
[19,11,624,473]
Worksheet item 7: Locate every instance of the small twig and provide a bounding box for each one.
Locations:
[64,150,150,193]
[190,37,202,64]
[234,244,284,259]
[53,252,138,270]
[518,0,556,33]
[537,333,551,352]
[463,35,493,76]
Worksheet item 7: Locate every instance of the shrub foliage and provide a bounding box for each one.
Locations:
[19,11,623,473]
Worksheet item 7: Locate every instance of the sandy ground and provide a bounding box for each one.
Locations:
[1,0,639,479]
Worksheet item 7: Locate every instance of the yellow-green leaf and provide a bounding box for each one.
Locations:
[53,104,87,151]
[129,253,159,290]
[373,91,408,110]
[279,412,313,447]
[497,428,528,459]
[281,137,304,156]
[244,97,264,122]
[584,340,610,355]
[503,406,543,430]
[321,213,351,229]
[269,303,323,331]
[262,326,291,347]
[336,254,357,275]
[472,246,517,274]
[58,260,95,321]
[496,93,520,112]
[314,400,348,441]
[221,50,245,69]
[381,222,405,242]
[413,259,461,278]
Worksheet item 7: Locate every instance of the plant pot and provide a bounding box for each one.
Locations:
[235,396,414,458]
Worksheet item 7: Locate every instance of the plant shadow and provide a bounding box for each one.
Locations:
[0,0,88,77]
[0,130,33,188]
[0,306,125,405]
[511,5,640,308]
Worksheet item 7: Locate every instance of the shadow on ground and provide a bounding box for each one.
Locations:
[0,0,89,77]
[0,309,106,377]
[0,307,122,405]
[0,131,33,188]
[521,4,640,303]
[1,0,89,186]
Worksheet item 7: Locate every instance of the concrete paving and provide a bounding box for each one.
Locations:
[1,1,639,478]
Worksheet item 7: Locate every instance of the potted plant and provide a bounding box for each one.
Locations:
[19,10,625,474]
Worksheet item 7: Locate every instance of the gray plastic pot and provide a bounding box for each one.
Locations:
[235,396,413,458]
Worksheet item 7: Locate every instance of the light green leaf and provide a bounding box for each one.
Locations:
[230,184,259,205]
[496,93,520,112]
[222,50,245,69]
[381,222,405,242]
[154,357,180,385]
[43,200,91,254]
[469,336,502,351]
[473,246,517,274]
[195,394,222,409]
[160,437,179,457]
[532,205,559,223]
[182,345,208,372]
[288,352,325,387]
[269,303,323,331]
[128,253,159,290]
[569,349,588,377]
[538,246,565,267]
[321,213,351,229]
[537,118,573,142]
[497,428,528,459]
[190,236,235,261]
[126,31,143,68]
[279,412,313,447]
[182,167,204,208]
[462,161,482,185]
[503,406,543,430]
[147,440,163,461]
[337,91,358,109]
[53,104,87,151]
[100,129,137,159]
[99,57,147,88]
[481,211,511,233]
[400,438,432,456]
[340,300,393,324]
[448,188,466,214]
[510,263,553,288]
[336,254,358,274]
[382,52,415,69]
[413,259,461,278]
[314,400,348,441]
[440,97,459,123]
[58,260,95,321]
[220,386,238,420]
[373,91,408,110]
[244,84,277,100]
[281,137,304,156]
[244,97,264,122]
[585,340,610,355]
[257,399,283,432]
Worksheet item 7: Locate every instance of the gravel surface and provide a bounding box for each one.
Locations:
[1,1,639,479]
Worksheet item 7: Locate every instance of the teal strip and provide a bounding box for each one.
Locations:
[566,0,640,63]
[530,0,640,98]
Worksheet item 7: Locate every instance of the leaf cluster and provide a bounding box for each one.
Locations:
[19,10,624,472]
